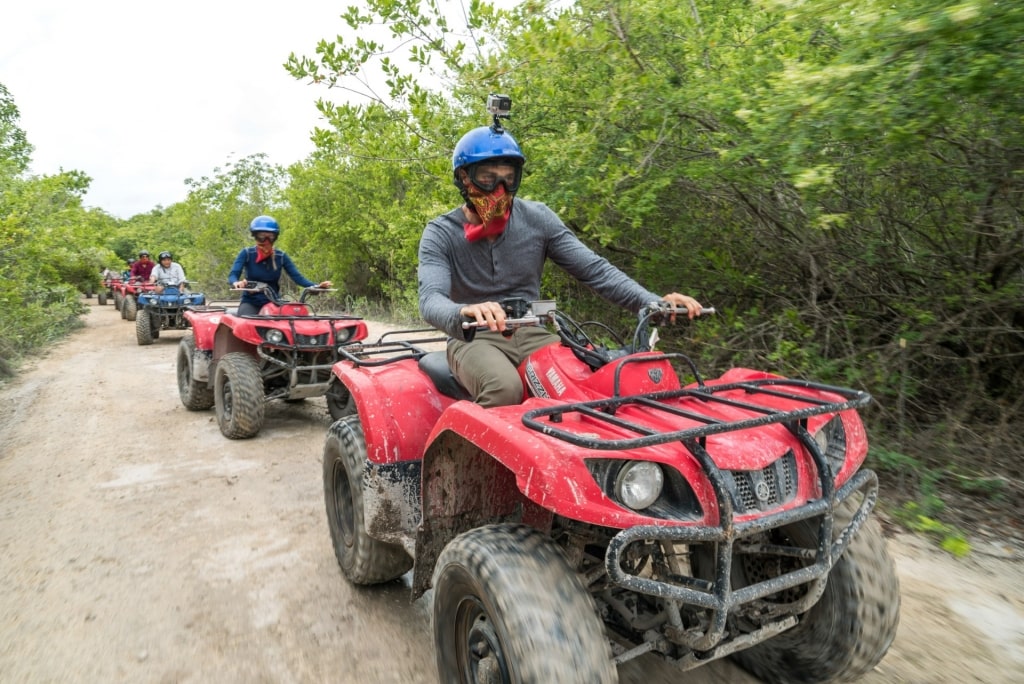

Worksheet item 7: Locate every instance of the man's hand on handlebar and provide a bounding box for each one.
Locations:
[232,280,248,289]
[644,299,715,325]
[659,293,705,321]
[460,301,507,332]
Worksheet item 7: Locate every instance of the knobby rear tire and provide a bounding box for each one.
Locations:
[177,333,214,410]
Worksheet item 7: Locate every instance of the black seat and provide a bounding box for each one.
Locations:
[418,351,472,401]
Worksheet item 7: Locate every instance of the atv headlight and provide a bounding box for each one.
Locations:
[616,461,664,510]
[335,326,355,344]
[813,415,848,478]
[264,329,285,344]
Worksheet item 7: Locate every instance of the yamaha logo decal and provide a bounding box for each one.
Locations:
[755,481,771,502]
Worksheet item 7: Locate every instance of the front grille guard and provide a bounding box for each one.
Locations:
[521,376,875,652]
[606,470,877,653]
[253,316,364,383]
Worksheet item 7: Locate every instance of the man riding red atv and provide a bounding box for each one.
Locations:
[119,278,158,321]
[177,281,368,439]
[321,300,900,683]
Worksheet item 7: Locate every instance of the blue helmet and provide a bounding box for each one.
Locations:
[452,127,525,172]
[249,215,280,235]
[452,127,525,197]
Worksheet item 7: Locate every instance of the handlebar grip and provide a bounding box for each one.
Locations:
[461,315,541,330]
[645,302,715,315]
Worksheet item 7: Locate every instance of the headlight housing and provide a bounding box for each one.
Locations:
[615,461,664,510]
[812,415,848,478]
[262,328,286,344]
[586,459,702,519]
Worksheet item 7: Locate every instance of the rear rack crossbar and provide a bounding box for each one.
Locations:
[337,329,447,367]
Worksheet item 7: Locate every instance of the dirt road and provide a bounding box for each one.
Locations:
[1,299,1022,683]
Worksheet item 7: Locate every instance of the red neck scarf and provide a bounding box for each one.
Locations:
[255,243,276,263]
[463,185,513,242]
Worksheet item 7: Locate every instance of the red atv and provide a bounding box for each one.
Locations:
[322,299,900,683]
[111,278,130,312]
[98,273,122,306]
[119,278,157,321]
[177,281,368,439]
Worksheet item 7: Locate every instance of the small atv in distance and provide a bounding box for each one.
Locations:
[98,273,122,306]
[322,300,900,684]
[177,282,368,440]
[120,279,157,322]
[111,278,129,312]
[135,280,206,346]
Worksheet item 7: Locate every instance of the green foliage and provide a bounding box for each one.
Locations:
[0,168,100,372]
[175,154,290,296]
[895,502,971,558]
[947,469,1009,500]
[868,446,1014,555]
[283,99,454,312]
[0,84,33,177]
[279,3,1024,505]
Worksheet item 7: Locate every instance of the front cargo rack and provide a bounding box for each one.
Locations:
[522,377,871,451]
[524,376,878,655]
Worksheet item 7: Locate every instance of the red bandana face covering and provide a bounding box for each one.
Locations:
[463,184,514,242]
[255,243,276,263]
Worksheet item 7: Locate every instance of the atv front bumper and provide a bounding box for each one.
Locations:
[605,467,878,653]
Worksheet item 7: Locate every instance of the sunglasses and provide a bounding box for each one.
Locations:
[254,235,276,244]
[467,162,522,193]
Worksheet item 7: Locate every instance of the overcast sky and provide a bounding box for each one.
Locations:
[1,1,357,219]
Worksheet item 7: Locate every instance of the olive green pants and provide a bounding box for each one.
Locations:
[447,326,559,407]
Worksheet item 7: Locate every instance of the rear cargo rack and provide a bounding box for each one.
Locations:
[336,329,447,367]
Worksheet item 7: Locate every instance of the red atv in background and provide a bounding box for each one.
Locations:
[322,299,900,683]
[119,278,157,321]
[177,281,368,439]
[111,278,129,312]
[98,273,122,306]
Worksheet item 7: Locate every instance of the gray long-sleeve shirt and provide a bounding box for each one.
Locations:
[418,198,662,338]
